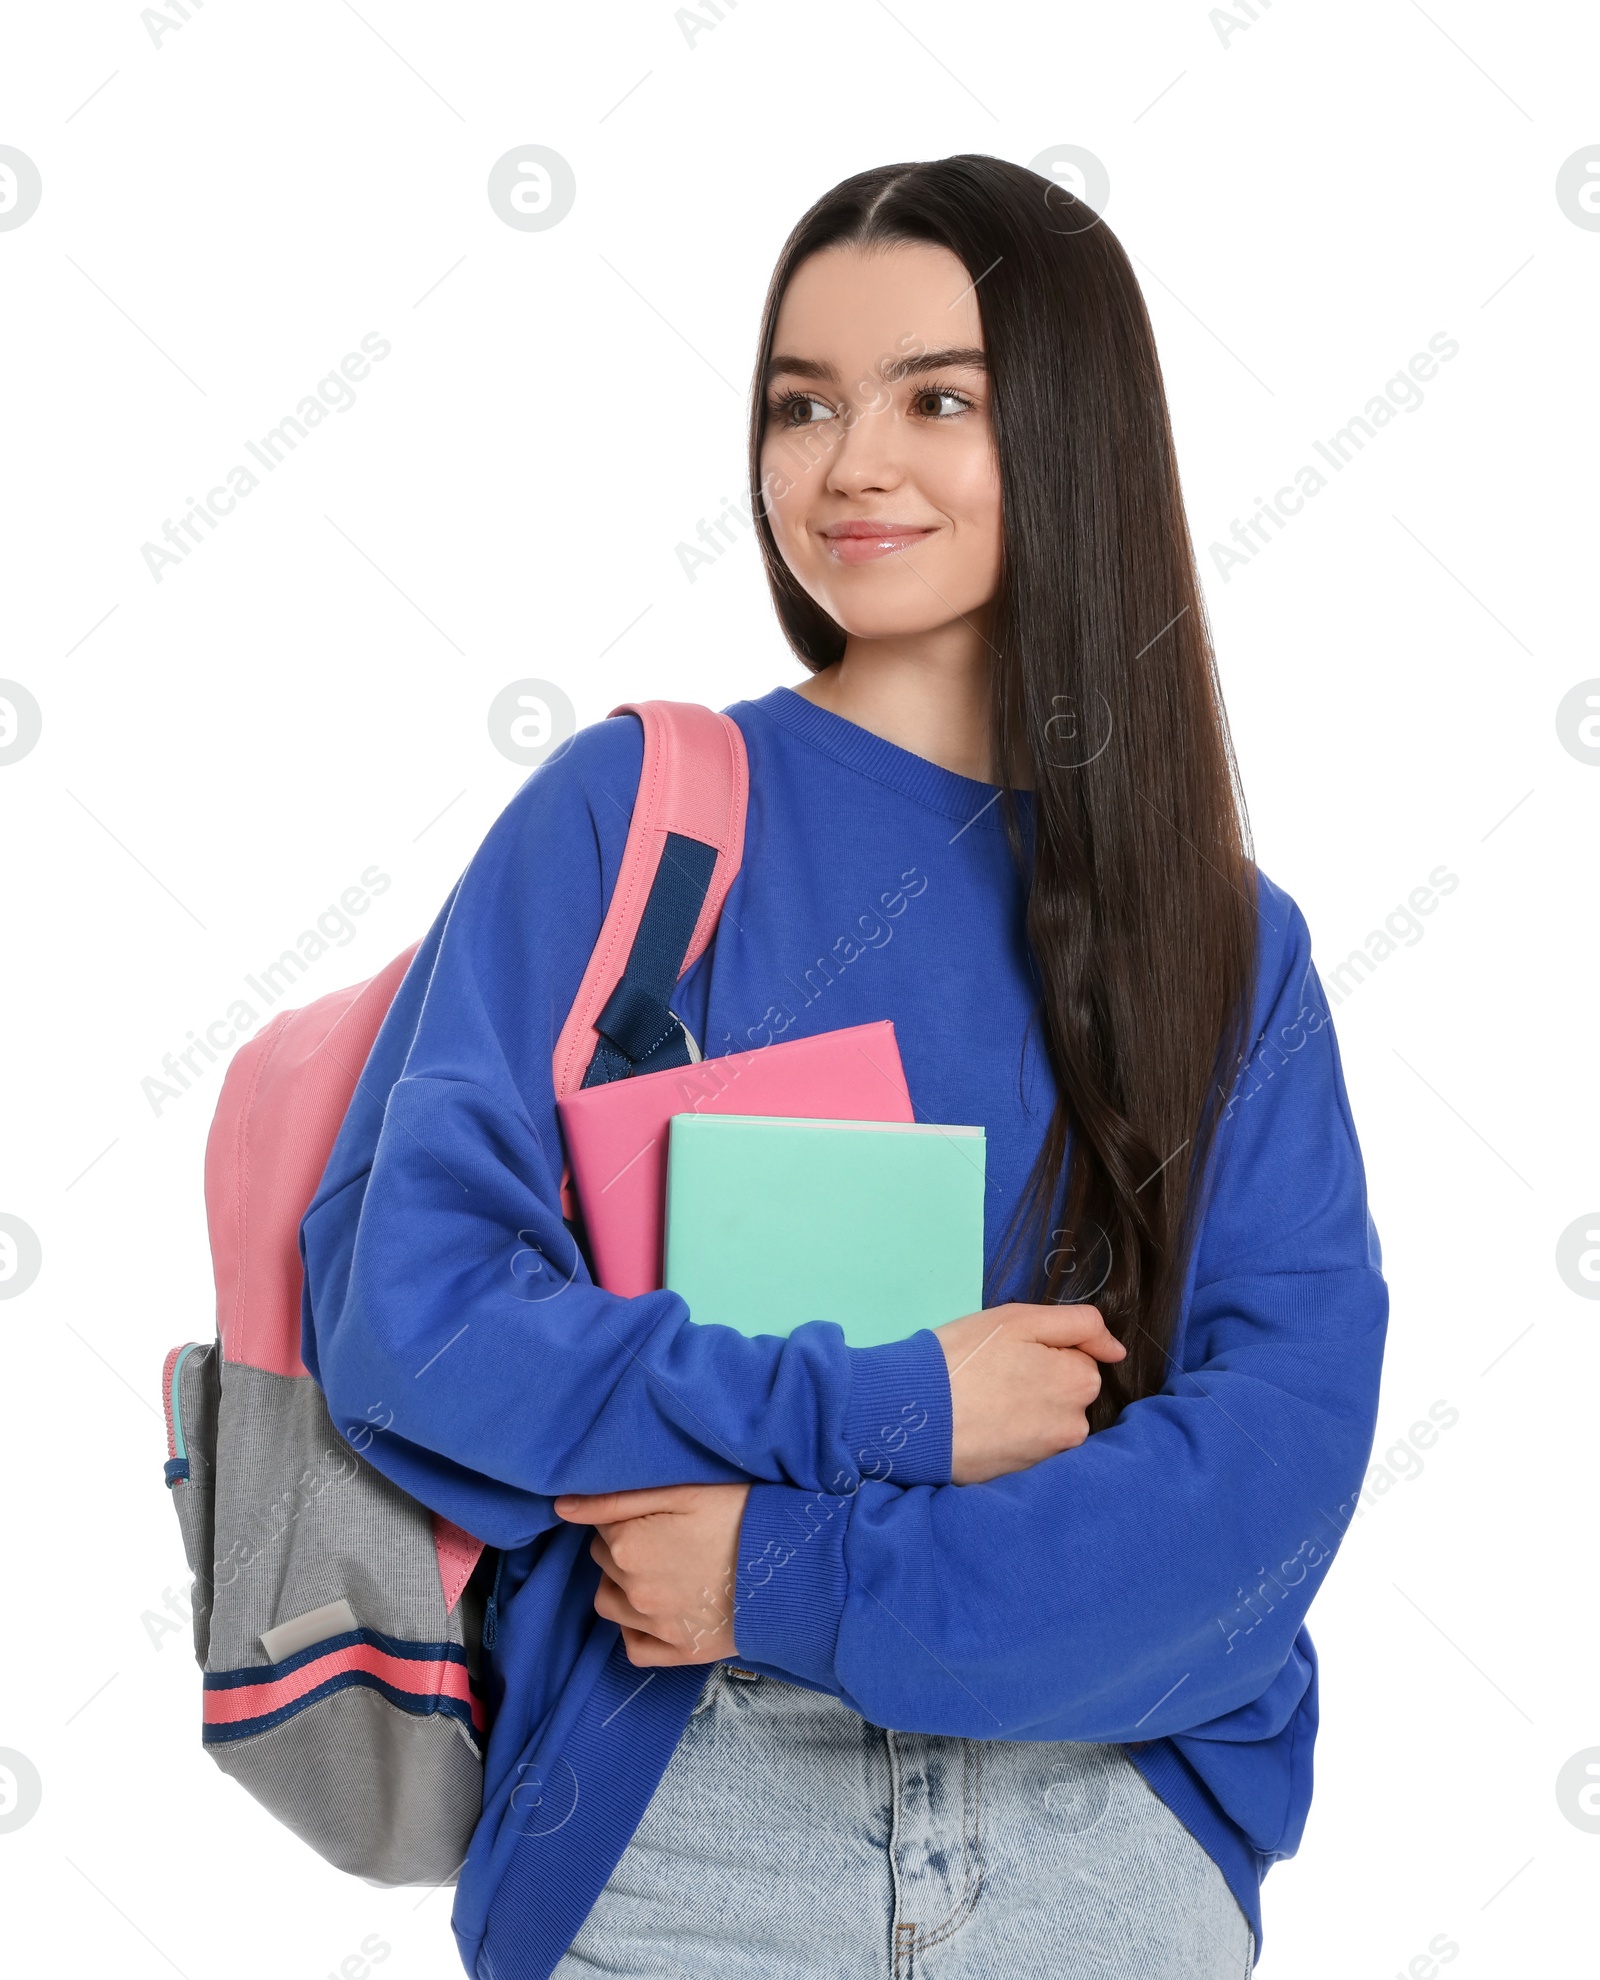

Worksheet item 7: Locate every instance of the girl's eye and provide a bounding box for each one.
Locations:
[771,392,836,427]
[913,388,971,419]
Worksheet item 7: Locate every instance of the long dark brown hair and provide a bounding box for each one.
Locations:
[746,155,1258,1430]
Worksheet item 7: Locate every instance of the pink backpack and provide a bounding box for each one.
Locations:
[160,702,749,1884]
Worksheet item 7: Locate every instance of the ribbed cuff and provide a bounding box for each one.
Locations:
[733,1480,852,1686]
[841,1329,952,1487]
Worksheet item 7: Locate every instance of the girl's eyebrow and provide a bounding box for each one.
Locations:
[887,346,987,381]
[765,354,836,383]
[765,345,988,385]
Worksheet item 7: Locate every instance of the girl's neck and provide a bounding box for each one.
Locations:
[793,621,1024,788]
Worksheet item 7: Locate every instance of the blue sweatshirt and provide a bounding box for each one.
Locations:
[300,685,1387,1977]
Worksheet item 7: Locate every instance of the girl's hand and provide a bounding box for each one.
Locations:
[553,1483,751,1667]
[936,1302,1126,1483]
[553,1303,1121,1661]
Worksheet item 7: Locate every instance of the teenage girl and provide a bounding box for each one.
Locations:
[303,154,1387,1980]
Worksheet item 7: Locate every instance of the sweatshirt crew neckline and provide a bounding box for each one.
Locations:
[746,685,1022,834]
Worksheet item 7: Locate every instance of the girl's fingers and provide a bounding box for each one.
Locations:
[591,1571,663,1638]
[618,1626,689,1668]
[554,1486,690,1524]
[1021,1305,1127,1361]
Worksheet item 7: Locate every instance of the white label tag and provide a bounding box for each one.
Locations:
[259,1598,360,1663]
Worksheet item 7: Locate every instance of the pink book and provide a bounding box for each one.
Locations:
[557,1020,914,1296]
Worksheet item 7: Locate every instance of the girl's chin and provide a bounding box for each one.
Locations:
[818,605,983,642]
[795,572,984,639]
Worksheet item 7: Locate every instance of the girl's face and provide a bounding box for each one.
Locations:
[759,242,1003,646]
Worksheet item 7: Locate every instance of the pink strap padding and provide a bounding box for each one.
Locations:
[205,943,419,1379]
[550,703,749,1203]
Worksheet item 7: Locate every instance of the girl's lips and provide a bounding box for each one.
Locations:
[822,522,937,566]
[831,536,926,565]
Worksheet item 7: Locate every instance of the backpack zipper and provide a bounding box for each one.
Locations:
[163,1341,203,1486]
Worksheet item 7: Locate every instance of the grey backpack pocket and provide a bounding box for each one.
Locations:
[161,1338,486,1885]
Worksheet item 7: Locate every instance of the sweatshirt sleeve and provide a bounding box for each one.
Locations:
[731,882,1387,1742]
[298,715,952,1552]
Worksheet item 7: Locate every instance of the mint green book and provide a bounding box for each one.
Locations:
[663,1113,986,1347]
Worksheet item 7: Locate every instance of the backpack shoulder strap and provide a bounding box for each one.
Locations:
[550,700,748,1103]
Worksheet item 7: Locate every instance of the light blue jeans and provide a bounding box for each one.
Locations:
[553,1664,1255,1978]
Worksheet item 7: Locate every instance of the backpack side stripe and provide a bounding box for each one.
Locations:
[203,1631,484,1740]
[203,1668,483,1746]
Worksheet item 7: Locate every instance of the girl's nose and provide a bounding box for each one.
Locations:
[824,401,906,498]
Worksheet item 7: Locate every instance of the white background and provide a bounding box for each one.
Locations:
[2,2,1596,1975]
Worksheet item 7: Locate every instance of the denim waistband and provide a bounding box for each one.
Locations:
[552,1664,1255,1979]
